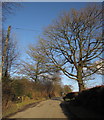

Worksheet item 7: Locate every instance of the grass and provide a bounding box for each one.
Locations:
[3,97,46,118]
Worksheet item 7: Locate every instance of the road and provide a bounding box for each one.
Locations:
[9,99,67,118]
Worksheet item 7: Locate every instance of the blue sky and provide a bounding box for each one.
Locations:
[3,2,103,91]
[3,2,89,55]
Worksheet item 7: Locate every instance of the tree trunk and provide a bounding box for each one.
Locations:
[78,80,85,92]
[77,66,85,92]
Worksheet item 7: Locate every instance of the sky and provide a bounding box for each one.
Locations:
[3,2,103,91]
[4,2,89,55]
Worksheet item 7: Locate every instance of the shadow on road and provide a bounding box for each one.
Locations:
[60,101,104,120]
[60,102,79,120]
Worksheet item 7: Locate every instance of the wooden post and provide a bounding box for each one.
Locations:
[2,26,11,78]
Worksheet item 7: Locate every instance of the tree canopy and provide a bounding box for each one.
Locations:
[35,4,103,91]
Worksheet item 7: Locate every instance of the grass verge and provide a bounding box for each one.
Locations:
[3,98,46,118]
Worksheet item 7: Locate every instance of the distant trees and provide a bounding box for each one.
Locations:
[19,45,61,83]
[63,85,72,94]
[36,4,103,91]
[18,43,65,98]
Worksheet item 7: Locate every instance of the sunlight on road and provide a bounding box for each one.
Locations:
[10,100,67,118]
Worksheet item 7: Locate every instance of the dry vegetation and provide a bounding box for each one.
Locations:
[2,77,72,117]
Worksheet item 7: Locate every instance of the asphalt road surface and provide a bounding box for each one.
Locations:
[9,99,67,118]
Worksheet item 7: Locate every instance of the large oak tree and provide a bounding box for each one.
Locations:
[38,4,103,91]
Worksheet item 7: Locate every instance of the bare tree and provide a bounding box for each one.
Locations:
[2,2,22,78]
[38,4,103,91]
[2,2,21,21]
[2,28,19,108]
[2,28,19,79]
[1,2,21,79]
[19,45,60,83]
[2,2,21,110]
